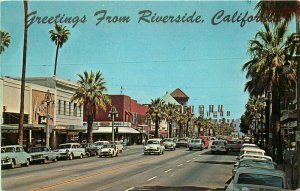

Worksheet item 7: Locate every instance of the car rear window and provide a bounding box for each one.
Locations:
[212,141,226,146]
[191,140,200,143]
[237,173,284,188]
[147,140,159,144]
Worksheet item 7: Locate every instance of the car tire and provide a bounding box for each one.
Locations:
[189,148,192,151]
[80,154,83,159]
[25,159,30,167]
[43,158,48,164]
[95,151,99,156]
[162,151,164,155]
[53,157,58,162]
[69,154,73,160]
[11,160,15,169]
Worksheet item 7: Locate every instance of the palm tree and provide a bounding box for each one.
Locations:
[71,71,111,143]
[165,103,179,138]
[148,98,166,138]
[0,30,11,54]
[177,112,187,138]
[18,0,28,146]
[49,24,70,77]
[242,21,296,162]
[185,110,194,137]
[194,116,204,137]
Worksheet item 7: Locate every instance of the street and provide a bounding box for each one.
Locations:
[2,146,237,191]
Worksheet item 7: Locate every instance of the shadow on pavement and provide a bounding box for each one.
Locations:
[199,150,239,156]
[129,186,225,191]
[194,161,236,165]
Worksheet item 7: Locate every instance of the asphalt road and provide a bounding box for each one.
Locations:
[2,146,237,191]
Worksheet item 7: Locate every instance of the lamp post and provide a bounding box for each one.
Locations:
[108,106,118,142]
[43,89,53,148]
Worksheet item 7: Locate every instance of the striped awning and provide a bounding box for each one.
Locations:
[93,127,140,134]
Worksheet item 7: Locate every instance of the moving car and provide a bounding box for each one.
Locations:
[176,138,189,148]
[110,141,124,153]
[240,143,259,150]
[1,145,31,169]
[226,140,242,152]
[144,138,165,155]
[28,146,58,163]
[99,144,118,157]
[163,138,176,150]
[211,140,227,154]
[55,143,86,160]
[226,167,289,191]
[188,139,203,150]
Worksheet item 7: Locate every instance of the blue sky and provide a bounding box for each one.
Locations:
[1,1,296,121]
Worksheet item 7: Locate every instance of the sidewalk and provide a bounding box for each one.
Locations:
[278,150,297,189]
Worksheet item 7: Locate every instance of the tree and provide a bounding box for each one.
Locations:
[177,112,187,138]
[194,116,204,137]
[49,24,70,77]
[0,30,11,54]
[18,0,28,146]
[165,103,179,138]
[242,21,296,162]
[185,110,194,137]
[71,71,111,143]
[148,98,166,138]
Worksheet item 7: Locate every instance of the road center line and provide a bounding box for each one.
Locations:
[177,164,183,167]
[56,169,67,172]
[15,175,34,180]
[186,160,191,163]
[147,176,157,181]
[164,169,172,173]
[124,187,135,191]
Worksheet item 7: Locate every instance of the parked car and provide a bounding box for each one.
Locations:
[55,143,86,160]
[110,141,124,153]
[163,138,176,150]
[232,158,277,177]
[188,139,204,150]
[226,167,289,191]
[80,143,100,157]
[99,144,118,157]
[176,138,189,148]
[1,145,31,169]
[240,143,259,150]
[199,136,209,149]
[94,141,109,149]
[211,140,227,154]
[144,138,165,155]
[27,146,59,163]
[226,140,242,152]
[237,148,265,160]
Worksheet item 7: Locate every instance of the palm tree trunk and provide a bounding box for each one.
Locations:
[185,122,189,137]
[87,115,93,143]
[272,91,283,163]
[18,0,28,146]
[155,120,159,138]
[168,122,172,138]
[53,44,59,76]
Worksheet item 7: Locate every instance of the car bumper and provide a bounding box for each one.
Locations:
[144,149,160,153]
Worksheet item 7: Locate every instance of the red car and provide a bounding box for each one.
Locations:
[200,136,209,149]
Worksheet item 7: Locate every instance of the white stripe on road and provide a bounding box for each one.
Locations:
[15,175,34,179]
[124,187,135,191]
[147,176,157,181]
[186,160,191,163]
[56,169,67,172]
[165,169,172,173]
[177,164,183,167]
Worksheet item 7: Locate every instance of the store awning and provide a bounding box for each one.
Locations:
[93,127,140,134]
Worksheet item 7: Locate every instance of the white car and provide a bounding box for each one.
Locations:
[144,138,165,155]
[211,140,227,154]
[239,154,273,161]
[55,143,86,160]
[163,138,176,150]
[110,141,124,153]
[240,143,259,150]
[99,144,118,158]
[237,148,265,160]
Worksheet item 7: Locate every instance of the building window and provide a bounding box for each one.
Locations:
[64,101,66,115]
[79,106,82,117]
[58,100,61,114]
[69,102,71,116]
[73,103,77,116]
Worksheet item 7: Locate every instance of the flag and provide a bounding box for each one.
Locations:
[220,105,223,112]
[199,105,204,117]
[209,105,214,113]
[189,105,194,113]
[220,111,223,117]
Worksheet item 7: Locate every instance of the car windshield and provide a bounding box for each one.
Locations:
[103,144,114,148]
[28,147,46,153]
[212,141,226,146]
[191,140,200,143]
[237,173,284,188]
[163,139,173,142]
[59,144,71,149]
[147,140,159,144]
[1,147,14,153]
[80,144,88,148]
[239,161,275,169]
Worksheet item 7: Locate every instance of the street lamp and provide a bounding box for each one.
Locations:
[108,106,118,142]
[43,89,53,147]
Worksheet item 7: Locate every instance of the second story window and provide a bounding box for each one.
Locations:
[73,103,77,116]
[64,101,66,115]
[58,100,61,114]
